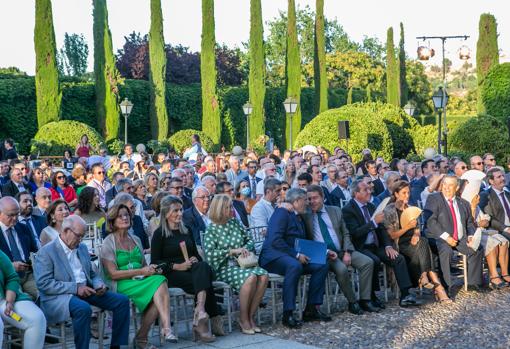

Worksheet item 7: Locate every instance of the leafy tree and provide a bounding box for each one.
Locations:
[476,13,499,114]
[406,60,432,115]
[359,36,385,62]
[93,0,122,141]
[0,67,28,79]
[313,0,328,115]
[57,33,89,77]
[248,0,266,146]
[399,23,408,106]
[201,0,221,144]
[149,0,169,140]
[115,32,149,80]
[34,0,61,127]
[285,0,301,149]
[386,27,400,106]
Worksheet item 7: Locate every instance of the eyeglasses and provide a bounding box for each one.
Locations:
[248,166,257,169]
[95,171,105,175]
[196,195,212,201]
[487,158,496,162]
[68,227,85,241]
[5,211,20,218]
[170,186,183,190]
[459,166,467,170]
[473,162,482,166]
[382,166,390,170]
[56,176,66,180]
[281,187,289,191]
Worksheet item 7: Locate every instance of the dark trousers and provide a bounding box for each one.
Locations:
[436,238,483,289]
[263,255,329,312]
[68,291,130,349]
[165,261,220,317]
[398,237,435,283]
[360,245,413,295]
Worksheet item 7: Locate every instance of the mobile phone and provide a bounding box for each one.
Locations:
[155,263,167,270]
[132,275,145,280]
[10,312,22,322]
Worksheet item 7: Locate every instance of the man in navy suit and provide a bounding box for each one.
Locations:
[16,191,47,248]
[183,186,211,246]
[260,188,332,328]
[0,196,39,300]
[410,159,437,205]
[243,160,261,199]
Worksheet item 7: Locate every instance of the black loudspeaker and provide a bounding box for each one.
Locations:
[338,120,350,140]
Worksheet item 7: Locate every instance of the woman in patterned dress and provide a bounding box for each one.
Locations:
[203,194,268,335]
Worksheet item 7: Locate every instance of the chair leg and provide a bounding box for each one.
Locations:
[463,254,468,292]
[60,323,67,349]
[382,264,388,302]
[325,275,331,315]
[225,288,232,333]
[182,295,191,336]
[97,311,105,349]
[271,281,277,325]
[131,302,138,336]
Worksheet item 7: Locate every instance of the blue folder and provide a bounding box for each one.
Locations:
[294,239,327,265]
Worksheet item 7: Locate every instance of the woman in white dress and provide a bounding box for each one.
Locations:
[39,199,70,246]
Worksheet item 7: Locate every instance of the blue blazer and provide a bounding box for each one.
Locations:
[260,208,305,266]
[0,223,38,263]
[26,215,48,238]
[183,206,206,246]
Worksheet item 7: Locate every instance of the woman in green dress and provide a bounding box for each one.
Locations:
[203,194,268,335]
[100,203,176,349]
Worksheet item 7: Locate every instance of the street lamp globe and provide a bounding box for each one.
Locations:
[242,102,253,116]
[283,97,298,114]
[432,87,449,110]
[403,101,416,116]
[458,45,471,60]
[120,98,134,116]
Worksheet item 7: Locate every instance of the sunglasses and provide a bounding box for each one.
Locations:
[281,187,289,191]
[459,166,467,170]
[487,158,496,162]
[473,162,482,166]
[95,171,105,175]
[56,176,66,180]
[170,186,184,190]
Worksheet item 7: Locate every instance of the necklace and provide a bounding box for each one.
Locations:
[116,234,134,270]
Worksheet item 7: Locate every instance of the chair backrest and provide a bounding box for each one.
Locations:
[84,222,103,255]
[246,226,267,255]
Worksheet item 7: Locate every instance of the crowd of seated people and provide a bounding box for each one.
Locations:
[0,133,509,347]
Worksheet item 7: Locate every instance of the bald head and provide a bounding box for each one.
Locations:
[60,215,87,249]
[0,197,20,228]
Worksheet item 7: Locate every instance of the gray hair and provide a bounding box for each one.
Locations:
[113,192,135,207]
[350,179,364,196]
[171,169,186,178]
[62,215,86,232]
[159,195,188,238]
[285,188,306,204]
[192,185,210,201]
[383,171,400,182]
[115,178,133,193]
[264,178,281,194]
[201,175,216,186]
[35,187,51,198]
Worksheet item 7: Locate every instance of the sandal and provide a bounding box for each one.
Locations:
[161,328,178,343]
[489,276,506,290]
[501,275,510,284]
[418,274,435,289]
[433,284,452,303]
[134,337,157,349]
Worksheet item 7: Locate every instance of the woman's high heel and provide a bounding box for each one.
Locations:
[489,276,506,290]
[160,328,178,343]
[418,274,435,289]
[434,284,452,303]
[192,326,216,342]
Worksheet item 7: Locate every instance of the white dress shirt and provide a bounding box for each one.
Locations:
[312,207,340,251]
[0,222,26,261]
[493,188,510,226]
[250,198,275,228]
[58,236,87,284]
[440,197,465,241]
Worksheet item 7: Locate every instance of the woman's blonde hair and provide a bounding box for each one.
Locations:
[208,194,232,225]
[159,195,188,238]
[132,179,145,194]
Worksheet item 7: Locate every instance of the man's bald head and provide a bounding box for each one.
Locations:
[0,196,19,212]
[0,197,20,228]
[60,215,87,249]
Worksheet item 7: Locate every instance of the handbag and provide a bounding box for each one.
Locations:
[236,252,258,269]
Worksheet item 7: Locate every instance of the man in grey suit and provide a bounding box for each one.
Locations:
[479,167,510,241]
[302,185,377,314]
[34,215,130,349]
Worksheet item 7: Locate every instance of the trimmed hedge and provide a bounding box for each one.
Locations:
[481,63,510,121]
[450,115,510,162]
[31,120,104,156]
[295,102,417,162]
[168,129,214,154]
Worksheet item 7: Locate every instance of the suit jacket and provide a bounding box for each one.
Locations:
[376,189,391,203]
[184,187,193,199]
[233,200,249,227]
[410,176,428,205]
[181,195,193,211]
[34,239,105,324]
[341,199,392,251]
[326,186,345,207]
[372,178,385,197]
[302,205,355,254]
[105,187,117,207]
[479,188,510,233]
[183,206,206,246]
[0,223,38,263]
[19,215,47,238]
[260,208,305,266]
[1,180,30,198]
[423,192,475,240]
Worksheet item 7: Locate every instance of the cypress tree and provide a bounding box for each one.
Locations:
[399,22,408,106]
[285,0,301,149]
[201,0,221,145]
[476,13,499,114]
[313,0,328,115]
[149,0,169,140]
[248,0,266,147]
[93,0,120,141]
[34,0,61,128]
[386,27,400,106]
[366,84,372,102]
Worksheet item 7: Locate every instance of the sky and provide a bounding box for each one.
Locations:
[1,0,509,75]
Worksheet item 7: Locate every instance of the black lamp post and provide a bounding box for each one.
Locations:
[432,87,449,155]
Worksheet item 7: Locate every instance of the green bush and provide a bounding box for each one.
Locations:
[449,115,509,162]
[31,120,104,156]
[295,102,416,162]
[168,129,215,154]
[481,63,510,121]
[410,124,437,158]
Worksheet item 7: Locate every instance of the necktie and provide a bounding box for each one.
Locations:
[251,178,257,199]
[317,212,337,252]
[448,199,459,241]
[361,205,379,246]
[7,228,23,262]
[500,192,510,220]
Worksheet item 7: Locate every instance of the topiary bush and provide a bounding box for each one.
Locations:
[31,120,104,156]
[410,124,437,158]
[449,115,509,162]
[295,102,417,162]
[168,129,215,155]
[481,63,510,121]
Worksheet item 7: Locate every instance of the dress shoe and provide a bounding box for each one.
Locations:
[371,297,386,310]
[399,294,421,307]
[282,313,302,328]
[302,307,332,322]
[359,300,380,313]
[347,302,363,315]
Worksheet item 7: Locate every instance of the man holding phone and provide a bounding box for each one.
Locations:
[34,215,130,349]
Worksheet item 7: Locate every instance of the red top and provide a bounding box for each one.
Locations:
[50,186,77,204]
[76,145,90,158]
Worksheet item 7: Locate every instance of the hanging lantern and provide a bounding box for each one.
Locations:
[458,45,471,60]
[417,46,431,60]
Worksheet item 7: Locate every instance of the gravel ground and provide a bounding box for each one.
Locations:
[264,286,510,349]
